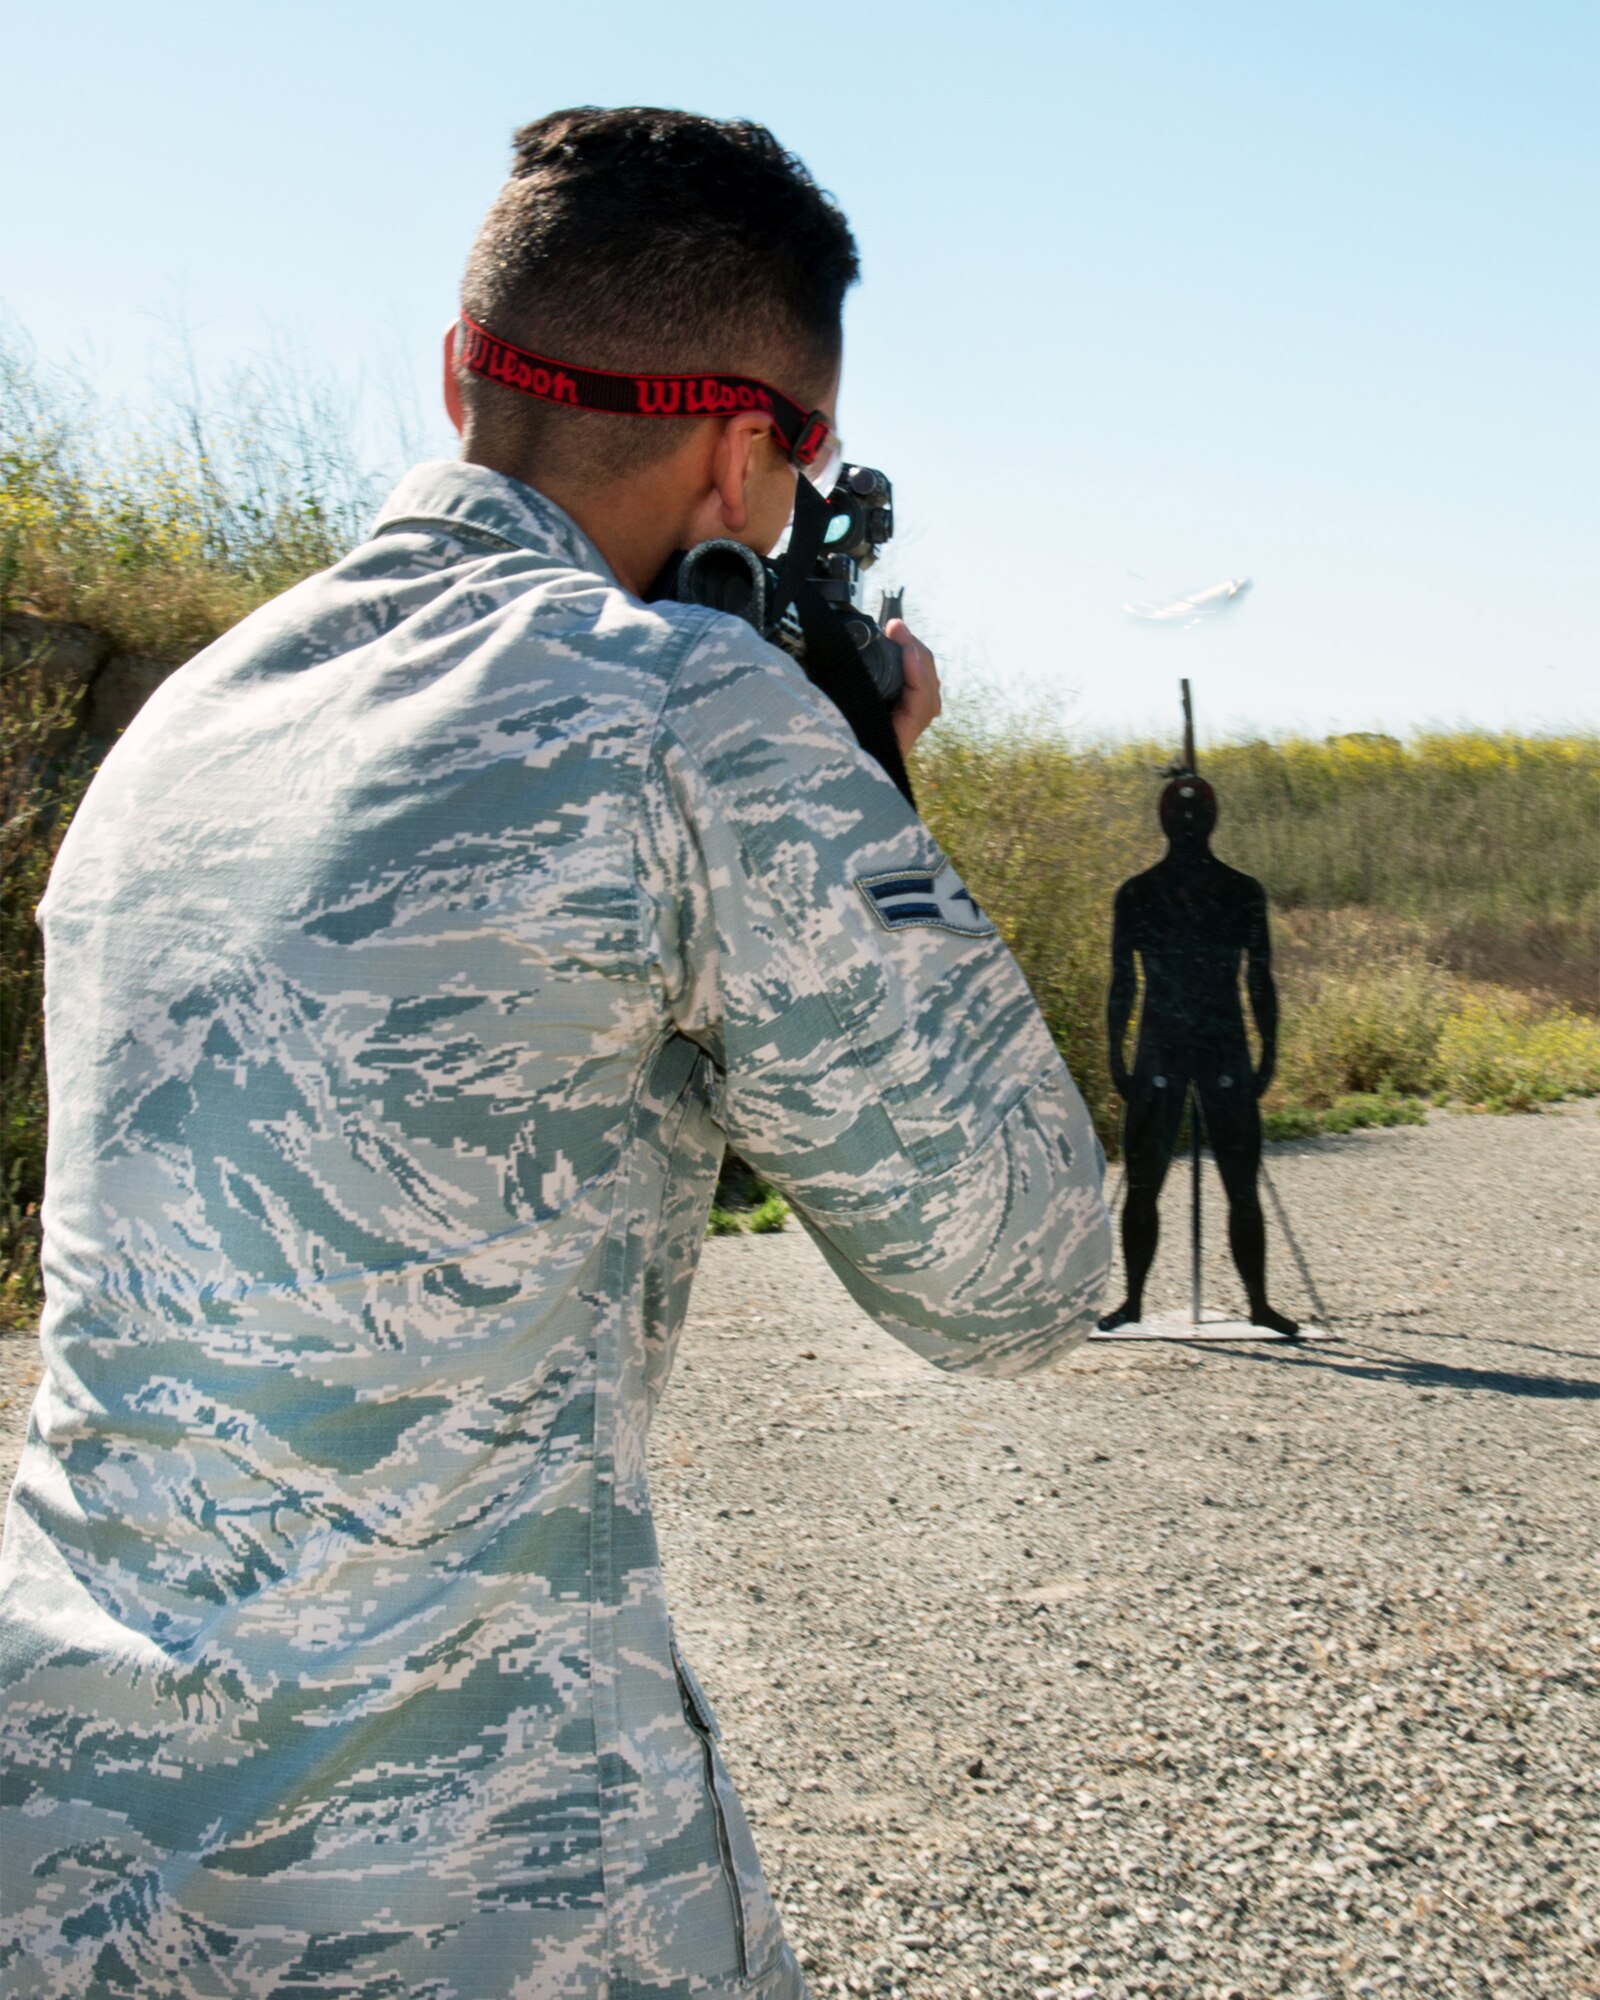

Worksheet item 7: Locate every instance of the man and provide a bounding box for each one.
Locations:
[1098,772,1299,1336]
[0,110,1110,1998]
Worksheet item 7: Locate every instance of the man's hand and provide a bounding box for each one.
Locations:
[885,617,941,756]
[1253,1050,1276,1099]
[1110,1061,1132,1102]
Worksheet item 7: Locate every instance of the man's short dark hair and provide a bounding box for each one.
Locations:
[459,108,860,485]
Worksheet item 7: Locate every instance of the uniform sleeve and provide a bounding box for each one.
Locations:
[635,616,1111,1377]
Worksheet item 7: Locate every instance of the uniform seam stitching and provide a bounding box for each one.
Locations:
[589,1026,679,1984]
[370,513,527,551]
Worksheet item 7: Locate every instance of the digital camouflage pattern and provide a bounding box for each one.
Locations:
[0,462,1111,1998]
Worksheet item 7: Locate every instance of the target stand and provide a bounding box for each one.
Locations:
[1090,1312,1322,1344]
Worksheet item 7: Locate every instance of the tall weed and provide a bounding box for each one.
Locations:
[0,331,376,663]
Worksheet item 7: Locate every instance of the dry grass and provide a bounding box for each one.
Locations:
[915,716,1600,1150]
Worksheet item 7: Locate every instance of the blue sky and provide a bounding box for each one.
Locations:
[3,0,1595,740]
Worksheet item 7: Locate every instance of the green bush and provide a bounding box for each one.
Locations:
[1261,1092,1428,1143]
[744,1192,791,1234]
[705,1194,790,1237]
[707,1154,790,1236]
[1258,1103,1324,1142]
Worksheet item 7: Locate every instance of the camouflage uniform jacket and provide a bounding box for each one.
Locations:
[0,462,1111,1999]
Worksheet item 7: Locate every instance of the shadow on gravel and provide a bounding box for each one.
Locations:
[1231,1342,1600,1402]
[1412,1330,1600,1364]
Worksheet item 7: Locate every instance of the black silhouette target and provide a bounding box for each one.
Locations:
[1096,683,1305,1340]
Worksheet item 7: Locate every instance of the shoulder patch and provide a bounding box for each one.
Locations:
[857,858,996,938]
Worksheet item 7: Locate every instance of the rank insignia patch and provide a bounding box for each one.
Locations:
[856,859,996,938]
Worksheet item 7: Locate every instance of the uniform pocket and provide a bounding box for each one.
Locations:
[667,1625,784,1981]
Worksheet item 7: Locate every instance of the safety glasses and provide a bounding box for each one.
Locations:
[795,422,844,493]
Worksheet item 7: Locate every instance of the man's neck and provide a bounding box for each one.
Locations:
[461,443,692,598]
[536,479,685,599]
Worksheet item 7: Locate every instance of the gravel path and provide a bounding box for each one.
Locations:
[2,1106,1596,1997]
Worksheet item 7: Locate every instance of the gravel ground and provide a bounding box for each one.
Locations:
[1,1106,1595,1998]
[651,1106,1600,2000]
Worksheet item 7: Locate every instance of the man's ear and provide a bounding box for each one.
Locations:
[442,324,464,436]
[706,412,775,534]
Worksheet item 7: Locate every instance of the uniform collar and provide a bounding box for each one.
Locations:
[372,460,618,584]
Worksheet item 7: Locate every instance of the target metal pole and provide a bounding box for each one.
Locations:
[1189,1086,1203,1326]
[1183,677,1201,1324]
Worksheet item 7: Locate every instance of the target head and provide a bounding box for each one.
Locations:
[1159,773,1218,841]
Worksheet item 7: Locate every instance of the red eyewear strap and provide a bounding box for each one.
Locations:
[456,314,833,471]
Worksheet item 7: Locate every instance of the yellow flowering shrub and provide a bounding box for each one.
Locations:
[1436,994,1600,1111]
